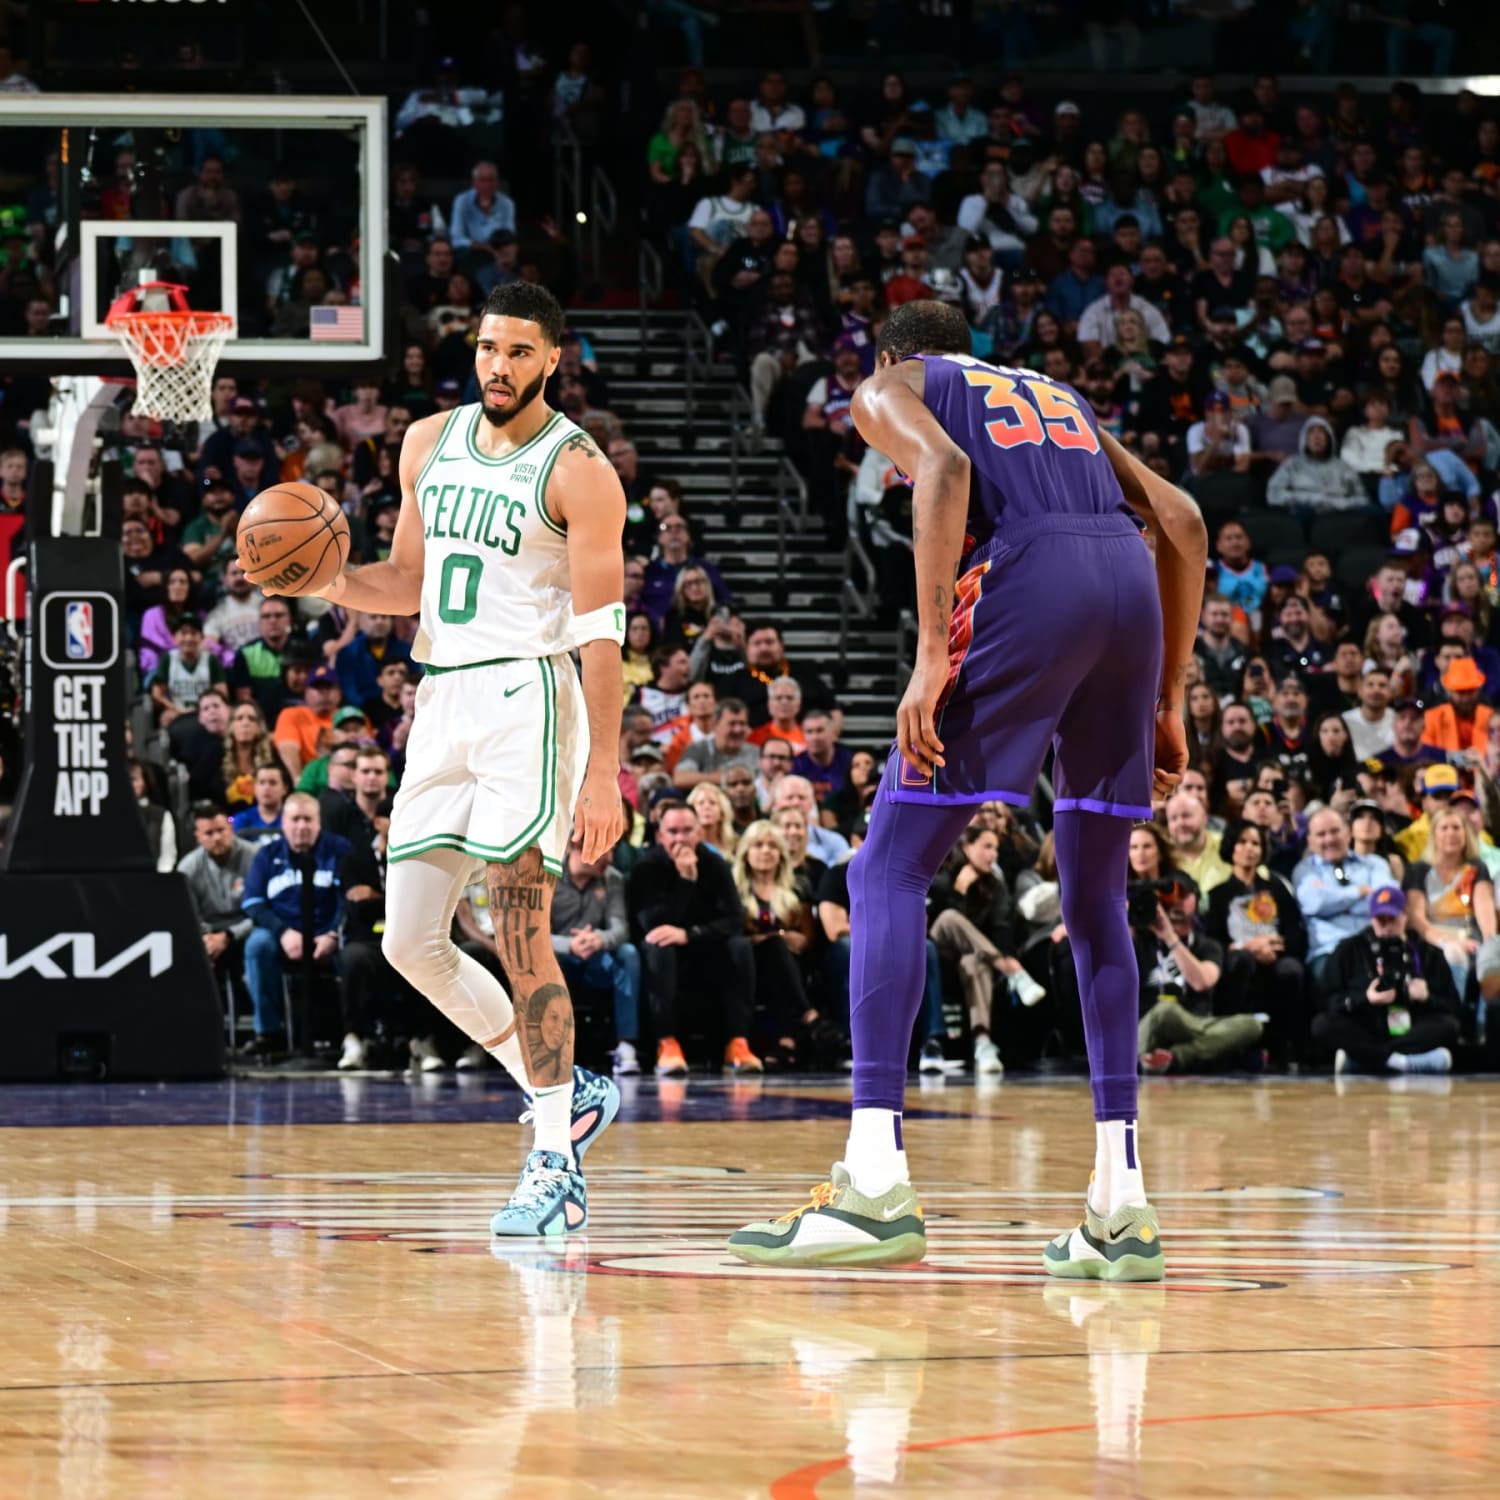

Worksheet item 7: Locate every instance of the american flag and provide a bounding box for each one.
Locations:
[309,305,364,342]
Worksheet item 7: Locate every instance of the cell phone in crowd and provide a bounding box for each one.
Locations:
[714,605,733,623]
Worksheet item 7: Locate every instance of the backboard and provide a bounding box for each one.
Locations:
[0,93,389,377]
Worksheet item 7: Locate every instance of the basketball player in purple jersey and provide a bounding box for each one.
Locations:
[730,301,1206,1278]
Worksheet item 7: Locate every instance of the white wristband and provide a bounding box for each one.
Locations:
[573,603,627,647]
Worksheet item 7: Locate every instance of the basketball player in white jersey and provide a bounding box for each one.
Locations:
[277,283,628,1234]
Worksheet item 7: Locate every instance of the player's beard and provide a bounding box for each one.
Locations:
[479,367,548,427]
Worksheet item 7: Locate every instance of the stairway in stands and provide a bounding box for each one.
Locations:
[575,307,899,745]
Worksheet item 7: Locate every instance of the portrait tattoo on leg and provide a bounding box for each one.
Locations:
[488,852,573,1087]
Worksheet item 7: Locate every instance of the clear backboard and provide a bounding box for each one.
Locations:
[0,93,389,376]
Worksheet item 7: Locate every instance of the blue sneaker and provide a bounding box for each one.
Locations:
[490,1149,588,1236]
[520,1066,620,1168]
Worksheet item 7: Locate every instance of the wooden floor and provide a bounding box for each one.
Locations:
[3,1072,1499,1497]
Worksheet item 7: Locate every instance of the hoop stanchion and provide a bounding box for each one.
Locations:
[105,281,233,423]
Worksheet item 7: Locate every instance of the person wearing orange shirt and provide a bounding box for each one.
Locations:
[1423,656,1493,754]
[659,680,719,772]
[746,676,806,750]
[273,664,345,778]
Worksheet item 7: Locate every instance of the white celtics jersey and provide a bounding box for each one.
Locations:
[413,404,589,667]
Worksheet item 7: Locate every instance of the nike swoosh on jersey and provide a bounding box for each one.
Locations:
[503,683,528,697]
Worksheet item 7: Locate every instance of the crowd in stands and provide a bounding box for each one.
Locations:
[8,43,1500,1082]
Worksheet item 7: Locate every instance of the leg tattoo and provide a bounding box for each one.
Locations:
[487,850,574,1087]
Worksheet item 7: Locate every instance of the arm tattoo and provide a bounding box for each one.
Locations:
[562,432,603,461]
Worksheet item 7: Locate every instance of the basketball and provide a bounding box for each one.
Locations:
[236,481,349,597]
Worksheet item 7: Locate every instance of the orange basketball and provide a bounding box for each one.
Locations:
[236,481,350,597]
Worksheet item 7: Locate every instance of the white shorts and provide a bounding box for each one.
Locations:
[387,654,587,877]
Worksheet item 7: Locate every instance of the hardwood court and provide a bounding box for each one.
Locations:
[2,1074,1498,1497]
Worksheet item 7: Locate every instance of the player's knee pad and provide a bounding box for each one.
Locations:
[381,916,453,986]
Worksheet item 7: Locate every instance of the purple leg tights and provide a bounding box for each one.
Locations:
[1053,809,1139,1122]
[848,783,975,1111]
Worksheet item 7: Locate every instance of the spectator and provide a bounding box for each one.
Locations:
[201,560,264,666]
[687,782,739,858]
[1135,873,1261,1074]
[149,616,229,741]
[1423,210,1480,309]
[298,710,374,795]
[640,517,731,623]
[956,161,1037,262]
[336,798,412,1071]
[755,737,795,811]
[334,612,414,708]
[552,841,642,1077]
[137,567,201,679]
[1186,392,1251,478]
[1312,886,1460,1075]
[321,745,389,848]
[241,793,350,1057]
[1077,264,1170,358]
[179,479,241,585]
[746,270,826,433]
[732,821,820,1066]
[174,153,240,223]
[790,710,853,804]
[929,824,1046,1075]
[1266,595,1329,682]
[1343,667,1396,760]
[1165,789,1232,894]
[1266,416,1367,515]
[635,646,692,738]
[1205,819,1309,1061]
[722,763,761,838]
[658,679,718,772]
[1423,656,1491,755]
[130,760,176,874]
[864,138,932,223]
[213,699,284,812]
[627,801,759,1076]
[662,565,717,647]
[1404,804,1500,1001]
[1195,595,1249,700]
[1295,807,1397,993]
[179,802,258,997]
[704,620,838,729]
[233,763,290,846]
[747,677,805,751]
[273,664,343,779]
[229,600,301,719]
[1341,393,1405,481]
[448,161,516,254]
[363,659,412,732]
[773,775,849,866]
[673,697,757,790]
[687,164,761,284]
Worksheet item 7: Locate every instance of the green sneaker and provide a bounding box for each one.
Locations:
[1043,1200,1165,1283]
[727,1164,926,1268]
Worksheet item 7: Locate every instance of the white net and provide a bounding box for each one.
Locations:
[107,309,234,424]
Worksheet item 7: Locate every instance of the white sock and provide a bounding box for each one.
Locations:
[486,1028,529,1089]
[1387,1052,1409,1072]
[1091,1120,1147,1216]
[531,1081,576,1166]
[843,1108,910,1196]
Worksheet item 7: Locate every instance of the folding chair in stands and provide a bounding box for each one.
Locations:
[1309,510,1385,558]
[1236,508,1306,559]
[1336,543,1395,593]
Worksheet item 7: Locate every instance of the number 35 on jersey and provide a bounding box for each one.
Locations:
[961,366,1099,455]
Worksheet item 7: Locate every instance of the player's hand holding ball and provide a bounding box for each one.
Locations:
[236,481,350,600]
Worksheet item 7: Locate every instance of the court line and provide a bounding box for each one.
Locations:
[769,1396,1500,1498]
[2,1342,1498,1399]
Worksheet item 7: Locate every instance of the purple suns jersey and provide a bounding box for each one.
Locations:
[909,353,1133,552]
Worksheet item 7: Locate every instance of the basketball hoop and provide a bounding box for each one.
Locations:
[105,281,234,424]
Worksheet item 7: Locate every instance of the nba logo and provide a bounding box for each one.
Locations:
[65,601,93,661]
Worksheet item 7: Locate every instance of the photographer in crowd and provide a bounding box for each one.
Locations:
[1133,872,1264,1074]
[1311,886,1461,1075]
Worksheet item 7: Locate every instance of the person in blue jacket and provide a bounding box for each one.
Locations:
[241,792,351,1056]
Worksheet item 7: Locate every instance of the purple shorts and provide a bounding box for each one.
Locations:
[886,512,1162,819]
